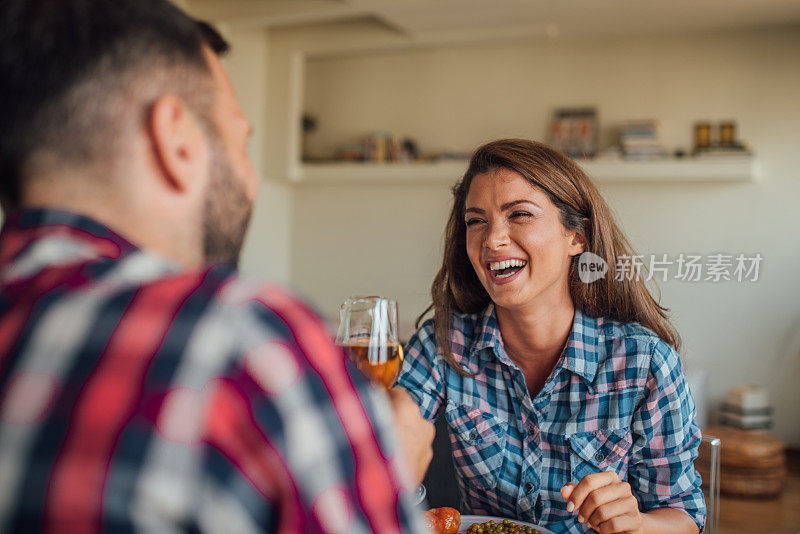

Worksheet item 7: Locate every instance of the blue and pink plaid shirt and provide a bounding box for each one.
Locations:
[398,304,705,533]
[0,208,425,533]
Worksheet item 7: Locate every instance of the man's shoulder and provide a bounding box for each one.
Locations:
[118,265,336,393]
[96,259,328,355]
[162,266,328,340]
[209,270,325,325]
[122,260,316,315]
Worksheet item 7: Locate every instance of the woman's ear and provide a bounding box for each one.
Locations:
[569,230,587,256]
[568,217,590,256]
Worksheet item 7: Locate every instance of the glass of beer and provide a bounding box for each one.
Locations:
[336,296,403,389]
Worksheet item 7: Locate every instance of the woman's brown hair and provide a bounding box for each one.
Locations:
[418,139,681,373]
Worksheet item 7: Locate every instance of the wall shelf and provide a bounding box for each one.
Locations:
[579,158,757,183]
[292,157,757,184]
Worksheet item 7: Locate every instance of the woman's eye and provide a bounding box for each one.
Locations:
[465,218,484,227]
[510,211,532,219]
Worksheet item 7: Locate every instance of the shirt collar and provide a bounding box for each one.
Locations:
[467,303,601,385]
[469,303,500,354]
[0,207,139,266]
[560,308,601,384]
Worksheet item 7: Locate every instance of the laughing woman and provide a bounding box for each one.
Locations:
[398,139,705,534]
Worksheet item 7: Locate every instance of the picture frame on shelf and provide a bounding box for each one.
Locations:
[548,107,598,159]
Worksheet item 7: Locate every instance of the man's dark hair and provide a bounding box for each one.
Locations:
[197,21,230,56]
[0,0,229,209]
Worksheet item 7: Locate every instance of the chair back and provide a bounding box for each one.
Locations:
[422,408,460,509]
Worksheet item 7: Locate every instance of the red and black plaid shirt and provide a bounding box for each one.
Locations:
[0,208,424,533]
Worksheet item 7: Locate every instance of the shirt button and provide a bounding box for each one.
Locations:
[469,430,478,441]
[528,428,536,437]
[524,482,533,492]
[595,452,605,462]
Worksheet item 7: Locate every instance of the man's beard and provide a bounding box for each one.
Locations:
[201,133,252,266]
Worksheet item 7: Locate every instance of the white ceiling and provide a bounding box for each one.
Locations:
[188,0,800,40]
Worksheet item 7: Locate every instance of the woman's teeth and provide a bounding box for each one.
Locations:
[489,259,526,270]
[488,259,527,278]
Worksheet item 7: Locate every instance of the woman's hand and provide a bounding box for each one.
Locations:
[561,471,643,534]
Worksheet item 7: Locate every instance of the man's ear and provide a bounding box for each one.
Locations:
[148,95,207,193]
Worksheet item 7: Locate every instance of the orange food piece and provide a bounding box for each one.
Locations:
[424,507,461,534]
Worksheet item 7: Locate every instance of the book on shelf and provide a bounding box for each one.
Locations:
[620,137,662,147]
[618,119,668,160]
[619,119,660,136]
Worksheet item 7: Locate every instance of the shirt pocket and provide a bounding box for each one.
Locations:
[566,428,633,482]
[445,403,507,490]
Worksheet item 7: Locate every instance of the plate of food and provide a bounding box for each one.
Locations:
[425,508,555,534]
[460,515,555,534]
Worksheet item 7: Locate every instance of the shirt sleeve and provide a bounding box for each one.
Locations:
[628,339,707,532]
[199,288,427,534]
[396,319,446,421]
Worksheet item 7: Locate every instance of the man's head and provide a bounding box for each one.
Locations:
[0,0,258,266]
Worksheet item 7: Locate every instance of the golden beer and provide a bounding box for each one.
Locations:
[340,338,403,389]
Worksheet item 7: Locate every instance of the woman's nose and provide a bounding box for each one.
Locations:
[483,222,510,249]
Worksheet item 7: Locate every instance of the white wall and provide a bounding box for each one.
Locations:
[275,25,800,444]
[303,27,800,158]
